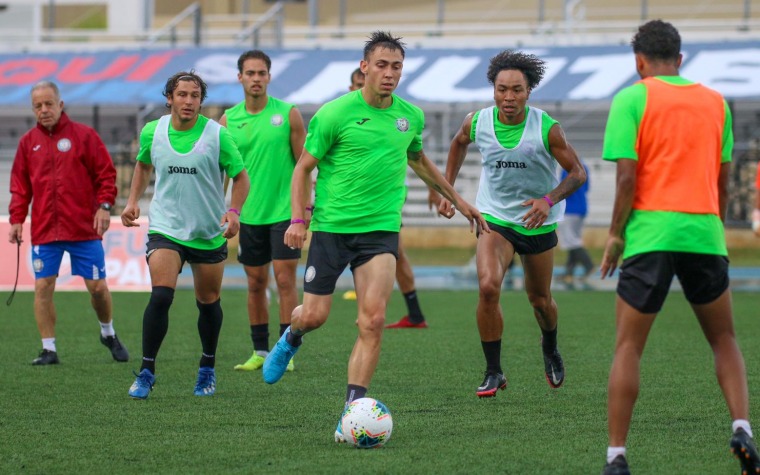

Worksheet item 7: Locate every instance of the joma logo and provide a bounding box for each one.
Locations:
[167,166,198,175]
[495,161,526,169]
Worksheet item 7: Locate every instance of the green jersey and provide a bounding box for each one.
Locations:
[602,76,733,258]
[136,115,245,250]
[225,97,297,225]
[305,90,424,233]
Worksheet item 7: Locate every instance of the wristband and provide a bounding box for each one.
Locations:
[291,218,306,225]
[228,208,240,216]
[306,206,314,213]
[542,195,554,208]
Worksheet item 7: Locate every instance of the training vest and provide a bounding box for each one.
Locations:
[634,77,725,215]
[149,115,226,241]
[474,106,563,225]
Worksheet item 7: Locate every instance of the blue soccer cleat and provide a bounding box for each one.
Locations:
[129,368,155,400]
[194,367,216,396]
[262,327,300,384]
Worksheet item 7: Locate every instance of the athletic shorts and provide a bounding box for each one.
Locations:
[32,240,106,280]
[146,233,227,270]
[617,251,729,313]
[303,231,399,296]
[481,222,558,255]
[237,220,301,267]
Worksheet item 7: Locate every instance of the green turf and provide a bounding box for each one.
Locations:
[1,290,758,474]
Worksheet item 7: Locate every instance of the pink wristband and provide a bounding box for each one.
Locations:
[542,196,554,207]
[305,206,314,213]
[291,218,306,225]
[228,208,240,216]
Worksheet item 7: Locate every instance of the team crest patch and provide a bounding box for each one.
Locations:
[395,118,409,132]
[33,258,44,273]
[305,265,316,283]
[57,138,72,152]
[270,114,284,126]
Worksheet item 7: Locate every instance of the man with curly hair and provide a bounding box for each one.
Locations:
[439,50,586,398]
[121,71,250,400]
[600,20,758,474]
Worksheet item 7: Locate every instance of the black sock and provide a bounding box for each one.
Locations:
[346,384,367,406]
[541,326,558,353]
[251,324,269,352]
[286,328,303,347]
[403,290,425,323]
[140,286,174,374]
[481,340,502,374]
[197,299,223,368]
[279,323,289,338]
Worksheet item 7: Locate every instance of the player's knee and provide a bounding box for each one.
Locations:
[479,278,502,302]
[88,280,110,300]
[527,292,552,313]
[149,286,175,311]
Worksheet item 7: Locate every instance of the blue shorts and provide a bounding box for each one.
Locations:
[32,240,107,280]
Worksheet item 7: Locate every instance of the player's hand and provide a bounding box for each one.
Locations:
[284,222,307,250]
[456,202,490,234]
[600,235,625,279]
[437,198,456,219]
[121,204,140,227]
[94,208,110,236]
[428,189,442,211]
[221,211,240,239]
[8,224,22,244]
[520,198,551,230]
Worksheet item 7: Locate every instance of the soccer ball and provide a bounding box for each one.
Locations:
[340,397,393,448]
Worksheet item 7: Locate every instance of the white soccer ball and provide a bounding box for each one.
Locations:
[340,397,393,448]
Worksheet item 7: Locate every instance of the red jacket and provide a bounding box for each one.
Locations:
[9,112,117,245]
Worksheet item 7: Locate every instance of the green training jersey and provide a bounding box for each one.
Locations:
[225,97,297,225]
[471,106,560,236]
[136,115,245,250]
[305,90,424,233]
[602,76,733,258]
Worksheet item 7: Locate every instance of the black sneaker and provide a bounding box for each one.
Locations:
[100,334,129,362]
[602,455,630,475]
[32,349,59,366]
[730,428,760,474]
[543,348,565,388]
[476,371,507,398]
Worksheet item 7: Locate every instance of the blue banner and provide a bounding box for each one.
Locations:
[1,41,759,106]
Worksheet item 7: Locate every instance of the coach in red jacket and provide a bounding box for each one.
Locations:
[8,80,129,365]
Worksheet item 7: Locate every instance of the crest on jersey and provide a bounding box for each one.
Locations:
[271,114,284,126]
[57,138,72,152]
[395,118,409,132]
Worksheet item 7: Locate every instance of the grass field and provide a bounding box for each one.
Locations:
[1,289,758,474]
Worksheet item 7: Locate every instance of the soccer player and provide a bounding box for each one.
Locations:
[600,20,758,474]
[439,50,586,398]
[263,31,488,442]
[220,50,306,372]
[347,67,429,329]
[121,71,250,399]
[8,80,129,365]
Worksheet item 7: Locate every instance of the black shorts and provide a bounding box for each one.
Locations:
[303,231,399,296]
[238,220,301,267]
[146,233,227,270]
[617,251,729,313]
[481,222,558,255]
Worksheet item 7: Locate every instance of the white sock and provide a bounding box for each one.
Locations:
[42,338,56,352]
[100,321,115,337]
[256,350,269,358]
[607,447,626,464]
[733,419,753,438]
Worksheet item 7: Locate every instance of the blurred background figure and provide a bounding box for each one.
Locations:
[558,159,594,284]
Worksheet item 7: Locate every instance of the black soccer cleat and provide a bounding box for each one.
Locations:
[730,428,760,474]
[543,348,565,388]
[476,371,507,398]
[32,349,59,366]
[100,334,130,362]
[602,455,631,475]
